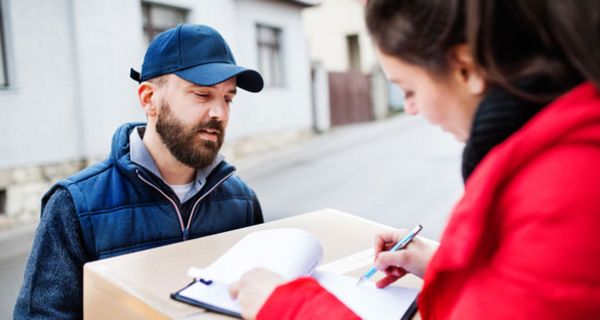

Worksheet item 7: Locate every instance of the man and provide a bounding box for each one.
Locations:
[14,24,264,319]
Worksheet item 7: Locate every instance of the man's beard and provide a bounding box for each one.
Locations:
[155,101,225,169]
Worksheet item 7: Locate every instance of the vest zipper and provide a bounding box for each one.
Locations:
[136,169,236,241]
[184,171,236,239]
[136,170,185,233]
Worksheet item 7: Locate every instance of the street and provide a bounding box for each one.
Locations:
[0,114,464,318]
[237,113,464,239]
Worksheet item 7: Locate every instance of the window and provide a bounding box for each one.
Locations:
[346,34,361,72]
[142,2,188,44]
[0,189,6,215]
[0,1,8,88]
[256,24,285,87]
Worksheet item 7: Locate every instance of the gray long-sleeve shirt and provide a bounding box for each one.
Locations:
[14,188,87,319]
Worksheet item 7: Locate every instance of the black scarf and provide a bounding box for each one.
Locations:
[461,77,580,182]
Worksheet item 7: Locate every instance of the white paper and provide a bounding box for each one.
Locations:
[313,271,418,320]
[188,228,323,283]
[180,228,323,314]
[179,271,417,318]
[178,229,417,318]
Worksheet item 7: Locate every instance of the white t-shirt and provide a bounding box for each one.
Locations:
[169,182,195,202]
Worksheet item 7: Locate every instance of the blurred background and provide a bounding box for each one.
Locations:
[0,0,463,317]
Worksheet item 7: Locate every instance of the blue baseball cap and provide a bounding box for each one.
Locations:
[130,24,263,92]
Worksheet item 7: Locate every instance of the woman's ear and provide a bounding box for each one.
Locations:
[138,82,159,117]
[449,44,486,95]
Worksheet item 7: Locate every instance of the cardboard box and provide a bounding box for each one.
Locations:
[84,209,422,319]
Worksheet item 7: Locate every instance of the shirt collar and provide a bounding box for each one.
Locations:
[129,126,224,202]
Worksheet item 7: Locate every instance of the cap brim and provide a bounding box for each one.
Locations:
[175,63,264,93]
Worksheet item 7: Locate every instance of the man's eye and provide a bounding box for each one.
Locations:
[195,93,209,98]
[404,91,414,99]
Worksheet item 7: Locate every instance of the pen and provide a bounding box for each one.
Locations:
[356,224,423,286]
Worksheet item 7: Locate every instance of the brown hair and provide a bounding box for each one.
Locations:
[366,0,600,102]
[467,0,600,101]
[365,0,466,74]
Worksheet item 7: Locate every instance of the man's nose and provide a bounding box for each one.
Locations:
[208,100,228,119]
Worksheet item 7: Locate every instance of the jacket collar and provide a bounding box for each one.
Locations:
[430,82,600,275]
[461,76,581,182]
[110,122,235,201]
[128,126,224,202]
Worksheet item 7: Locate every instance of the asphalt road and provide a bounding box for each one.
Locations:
[237,114,464,240]
[0,114,464,318]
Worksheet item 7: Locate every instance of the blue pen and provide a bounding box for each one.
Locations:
[357,224,423,286]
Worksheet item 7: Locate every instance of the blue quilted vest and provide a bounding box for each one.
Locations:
[43,123,263,260]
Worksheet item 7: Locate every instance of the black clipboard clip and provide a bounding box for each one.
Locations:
[196,278,213,285]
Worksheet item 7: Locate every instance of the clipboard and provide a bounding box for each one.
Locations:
[170,229,420,319]
[171,280,419,320]
[171,279,242,318]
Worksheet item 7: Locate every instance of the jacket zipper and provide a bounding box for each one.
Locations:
[136,169,235,240]
[136,170,185,232]
[186,171,236,234]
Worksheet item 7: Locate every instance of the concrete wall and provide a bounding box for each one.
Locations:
[71,0,147,159]
[302,0,377,73]
[0,0,83,169]
[0,0,313,167]
[231,0,313,141]
[302,0,398,124]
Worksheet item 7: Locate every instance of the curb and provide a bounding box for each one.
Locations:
[0,223,37,261]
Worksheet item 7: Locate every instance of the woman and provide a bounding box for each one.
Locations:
[230,0,600,318]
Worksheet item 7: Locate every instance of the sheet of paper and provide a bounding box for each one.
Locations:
[313,271,418,320]
[178,280,241,313]
[179,229,417,318]
[179,272,417,319]
[188,228,323,283]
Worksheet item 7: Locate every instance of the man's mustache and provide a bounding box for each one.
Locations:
[194,119,224,133]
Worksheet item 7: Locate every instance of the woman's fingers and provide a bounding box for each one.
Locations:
[229,280,240,299]
[375,250,411,271]
[376,274,400,288]
[374,229,407,258]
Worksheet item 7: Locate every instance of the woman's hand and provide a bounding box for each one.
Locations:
[229,268,287,320]
[374,229,439,288]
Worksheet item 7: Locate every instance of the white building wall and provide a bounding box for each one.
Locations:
[0,0,315,225]
[0,0,313,167]
[0,0,82,169]
[72,0,147,159]
[231,0,313,140]
[152,0,238,50]
[302,0,377,73]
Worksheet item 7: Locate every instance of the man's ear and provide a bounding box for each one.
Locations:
[449,44,486,95]
[138,82,159,117]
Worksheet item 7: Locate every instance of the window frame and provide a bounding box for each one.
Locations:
[141,1,189,44]
[256,23,286,88]
[0,188,6,215]
[0,0,10,89]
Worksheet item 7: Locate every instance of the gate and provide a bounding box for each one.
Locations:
[328,71,373,127]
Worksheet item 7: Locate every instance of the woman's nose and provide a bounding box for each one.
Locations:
[404,101,418,115]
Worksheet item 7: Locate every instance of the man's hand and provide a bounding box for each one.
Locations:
[229,268,287,320]
[374,230,439,288]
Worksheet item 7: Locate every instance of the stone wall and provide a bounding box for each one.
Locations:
[0,128,314,231]
[0,160,87,230]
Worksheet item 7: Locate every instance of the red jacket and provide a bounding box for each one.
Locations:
[258,83,600,319]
